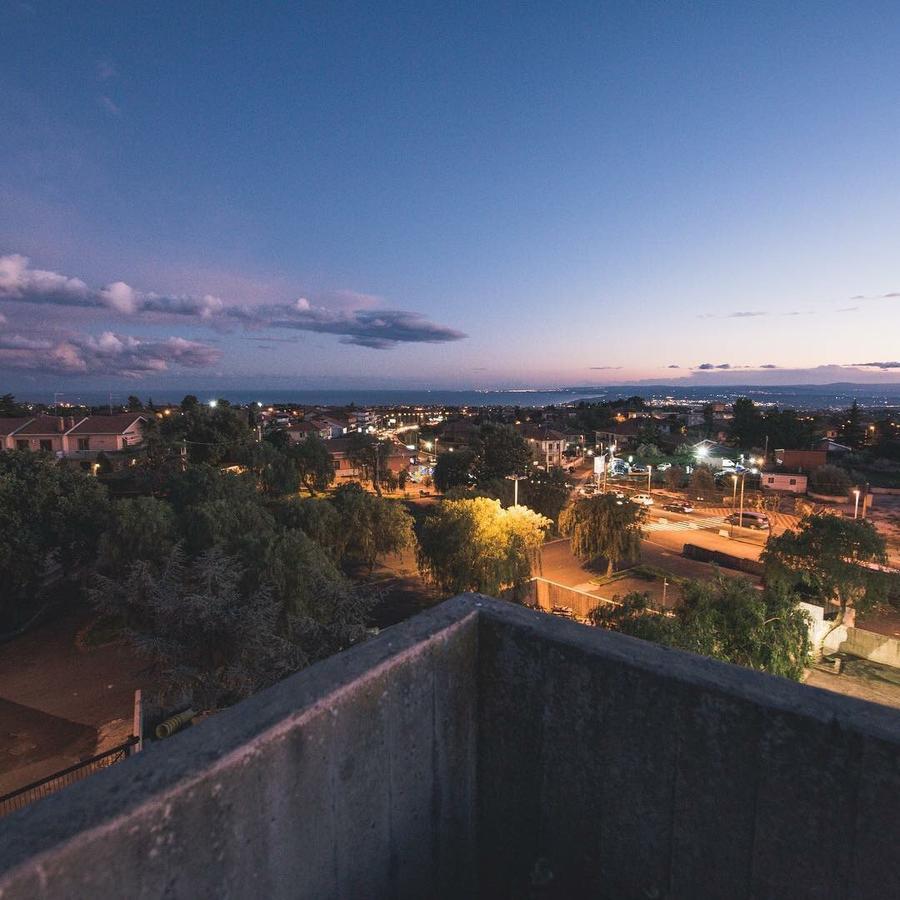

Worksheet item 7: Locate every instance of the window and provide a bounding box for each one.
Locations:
[767,477,775,484]
[789,478,796,486]
[16,439,28,450]
[78,438,90,452]
[39,439,52,452]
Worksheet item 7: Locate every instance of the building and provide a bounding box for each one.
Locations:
[0,414,145,459]
[0,417,38,451]
[761,471,808,494]
[516,424,567,467]
[773,449,826,471]
[309,415,349,438]
[64,415,146,457]
[2,595,897,898]
[286,420,331,443]
[326,437,414,483]
[348,409,376,432]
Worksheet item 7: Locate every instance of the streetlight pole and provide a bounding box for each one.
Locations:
[853,489,860,520]
[739,471,746,528]
[647,465,652,494]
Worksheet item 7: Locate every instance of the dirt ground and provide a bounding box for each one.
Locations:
[804,656,900,710]
[0,609,155,795]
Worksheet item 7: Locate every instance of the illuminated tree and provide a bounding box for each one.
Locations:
[417,497,550,596]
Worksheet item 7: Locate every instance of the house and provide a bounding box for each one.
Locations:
[348,409,376,433]
[817,438,852,456]
[516,424,567,467]
[761,470,808,494]
[0,417,38,451]
[326,437,414,483]
[595,419,644,451]
[64,415,145,457]
[286,420,331,442]
[2,415,84,454]
[309,415,349,439]
[773,449,827,472]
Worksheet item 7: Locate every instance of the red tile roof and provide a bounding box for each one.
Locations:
[14,416,83,436]
[0,417,34,436]
[66,415,145,435]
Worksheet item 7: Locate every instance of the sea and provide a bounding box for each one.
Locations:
[26,383,900,410]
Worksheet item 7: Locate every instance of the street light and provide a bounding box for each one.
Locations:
[647,464,652,494]
[853,488,860,520]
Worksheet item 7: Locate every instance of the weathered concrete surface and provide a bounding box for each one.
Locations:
[0,600,480,900]
[2,594,900,899]
[475,601,900,899]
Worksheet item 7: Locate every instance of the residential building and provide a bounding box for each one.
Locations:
[309,415,349,438]
[286,421,331,442]
[64,415,146,457]
[2,415,83,455]
[326,437,414,483]
[0,417,36,451]
[773,449,827,472]
[516,423,567,467]
[761,471,808,494]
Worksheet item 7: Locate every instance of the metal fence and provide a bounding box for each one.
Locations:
[0,736,138,818]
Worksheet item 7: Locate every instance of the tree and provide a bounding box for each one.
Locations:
[808,464,851,496]
[841,400,865,449]
[665,465,687,491]
[475,424,532,481]
[0,394,27,417]
[592,577,810,680]
[433,449,476,492]
[272,497,345,562]
[689,464,717,497]
[559,494,645,576]
[417,497,550,597]
[243,442,299,496]
[91,547,302,708]
[330,483,415,572]
[478,467,570,526]
[730,397,762,448]
[0,452,109,629]
[126,395,143,412]
[293,435,335,495]
[762,514,891,652]
[346,432,383,494]
[97,497,177,573]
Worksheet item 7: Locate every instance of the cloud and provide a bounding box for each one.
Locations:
[838,307,859,313]
[759,364,778,369]
[883,292,900,299]
[0,330,221,377]
[589,366,622,370]
[99,96,121,116]
[696,363,731,370]
[667,364,680,369]
[0,254,464,350]
[852,361,900,370]
[727,311,766,318]
[849,292,900,300]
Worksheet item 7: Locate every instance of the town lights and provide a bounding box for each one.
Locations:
[208,399,218,408]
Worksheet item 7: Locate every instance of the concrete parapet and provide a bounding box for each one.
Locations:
[2,595,899,899]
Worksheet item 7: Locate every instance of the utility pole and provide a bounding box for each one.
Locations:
[739,471,746,528]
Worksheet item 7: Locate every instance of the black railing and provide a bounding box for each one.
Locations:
[0,736,138,817]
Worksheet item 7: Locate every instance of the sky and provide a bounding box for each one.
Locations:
[1,1,899,395]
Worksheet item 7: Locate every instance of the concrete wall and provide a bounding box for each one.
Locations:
[475,601,900,899]
[2,596,900,899]
[0,603,480,900]
[801,601,900,669]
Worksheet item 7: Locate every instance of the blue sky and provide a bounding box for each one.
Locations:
[2,1,899,393]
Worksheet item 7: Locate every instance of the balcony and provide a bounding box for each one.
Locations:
[1,595,898,898]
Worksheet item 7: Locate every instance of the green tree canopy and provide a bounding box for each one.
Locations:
[475,423,532,481]
[559,493,645,576]
[689,464,717,497]
[97,496,177,574]
[293,435,336,495]
[433,448,476,492]
[0,452,109,629]
[762,514,891,647]
[416,496,550,597]
[808,464,851,496]
[592,576,810,680]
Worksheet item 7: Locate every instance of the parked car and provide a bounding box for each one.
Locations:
[633,493,654,506]
[656,462,672,471]
[631,464,648,474]
[725,511,769,530]
[662,501,694,514]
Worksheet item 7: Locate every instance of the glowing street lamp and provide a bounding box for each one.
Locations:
[853,488,860,519]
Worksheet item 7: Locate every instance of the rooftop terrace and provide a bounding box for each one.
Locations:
[1,595,898,898]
